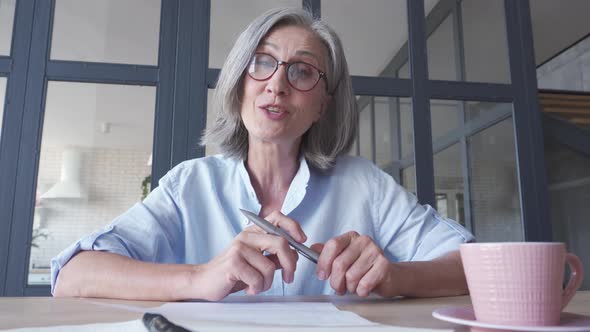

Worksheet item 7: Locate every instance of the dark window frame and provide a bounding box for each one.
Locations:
[1,0,211,296]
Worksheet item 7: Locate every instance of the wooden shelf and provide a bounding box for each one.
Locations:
[539,92,590,127]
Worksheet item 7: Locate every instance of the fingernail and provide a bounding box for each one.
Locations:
[317,271,327,280]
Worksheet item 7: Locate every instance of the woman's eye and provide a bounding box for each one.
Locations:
[255,58,275,68]
[293,66,313,79]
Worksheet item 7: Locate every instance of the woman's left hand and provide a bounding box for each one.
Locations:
[312,231,395,297]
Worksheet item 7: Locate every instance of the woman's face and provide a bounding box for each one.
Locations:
[240,25,332,149]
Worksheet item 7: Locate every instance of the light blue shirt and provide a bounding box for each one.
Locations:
[51,154,474,296]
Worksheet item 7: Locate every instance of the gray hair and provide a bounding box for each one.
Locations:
[201,7,358,170]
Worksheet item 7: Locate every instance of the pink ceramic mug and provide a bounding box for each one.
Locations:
[460,242,584,326]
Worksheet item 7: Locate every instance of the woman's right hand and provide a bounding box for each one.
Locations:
[191,211,306,301]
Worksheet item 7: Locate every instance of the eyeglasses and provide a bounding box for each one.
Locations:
[247,53,328,92]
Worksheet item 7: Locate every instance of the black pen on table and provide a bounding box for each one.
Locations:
[143,313,192,332]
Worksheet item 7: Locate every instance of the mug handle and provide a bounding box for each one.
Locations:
[561,253,584,310]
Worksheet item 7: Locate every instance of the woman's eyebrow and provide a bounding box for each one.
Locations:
[259,40,278,50]
[258,41,321,63]
[295,50,321,63]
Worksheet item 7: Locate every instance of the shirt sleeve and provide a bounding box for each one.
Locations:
[373,167,475,262]
[50,169,185,295]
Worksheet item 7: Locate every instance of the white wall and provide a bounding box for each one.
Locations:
[0,0,16,55]
[30,146,151,269]
[537,37,590,92]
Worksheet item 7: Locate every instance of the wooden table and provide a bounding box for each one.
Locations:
[0,291,589,330]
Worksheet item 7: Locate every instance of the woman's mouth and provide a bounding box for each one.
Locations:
[260,105,289,120]
[266,106,283,114]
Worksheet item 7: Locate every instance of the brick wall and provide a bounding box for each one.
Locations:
[30,146,151,269]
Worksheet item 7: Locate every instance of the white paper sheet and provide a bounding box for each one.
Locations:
[2,319,453,332]
[1,301,451,332]
[90,301,378,327]
[1,319,146,332]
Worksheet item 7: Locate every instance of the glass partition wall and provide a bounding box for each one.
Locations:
[531,0,590,290]
[24,1,161,286]
[1,0,549,295]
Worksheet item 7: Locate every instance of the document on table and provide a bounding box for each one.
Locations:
[95,301,377,327]
[3,320,453,332]
[2,301,455,332]
[86,301,452,331]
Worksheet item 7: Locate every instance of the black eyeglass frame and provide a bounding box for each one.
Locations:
[247,52,329,92]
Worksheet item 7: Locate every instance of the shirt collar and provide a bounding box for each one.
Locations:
[237,155,310,215]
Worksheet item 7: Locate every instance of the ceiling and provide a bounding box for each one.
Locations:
[530,0,590,66]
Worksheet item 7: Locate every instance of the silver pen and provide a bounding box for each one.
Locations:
[240,209,319,264]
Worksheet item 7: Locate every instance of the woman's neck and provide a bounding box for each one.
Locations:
[246,141,300,214]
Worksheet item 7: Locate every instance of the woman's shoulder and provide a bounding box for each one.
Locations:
[176,154,234,169]
[332,155,383,175]
[162,154,239,183]
[328,155,399,189]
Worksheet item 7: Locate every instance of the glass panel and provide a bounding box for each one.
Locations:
[433,144,464,225]
[401,166,416,194]
[431,99,463,224]
[356,96,411,183]
[209,0,300,68]
[349,122,359,157]
[398,62,410,80]
[468,110,521,241]
[0,77,6,135]
[431,100,520,234]
[323,0,408,77]
[430,99,461,143]
[399,97,414,190]
[205,88,218,156]
[28,82,156,285]
[358,97,373,161]
[399,98,413,161]
[545,139,590,290]
[461,0,510,83]
[427,14,457,81]
[51,0,161,65]
[425,0,510,83]
[0,0,16,55]
[374,97,393,168]
[397,0,441,80]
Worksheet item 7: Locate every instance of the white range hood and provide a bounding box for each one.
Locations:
[41,148,87,199]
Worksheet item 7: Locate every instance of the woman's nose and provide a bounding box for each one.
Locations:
[265,66,290,96]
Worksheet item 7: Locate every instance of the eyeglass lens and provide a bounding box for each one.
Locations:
[248,53,322,91]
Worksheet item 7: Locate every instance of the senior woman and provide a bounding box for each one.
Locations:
[52,8,473,301]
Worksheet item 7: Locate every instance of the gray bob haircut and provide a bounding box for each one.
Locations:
[201,7,358,170]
